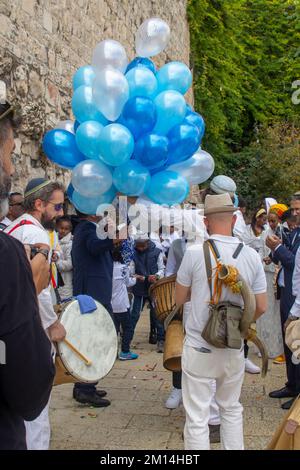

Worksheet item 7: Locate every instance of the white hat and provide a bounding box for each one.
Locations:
[210,175,236,196]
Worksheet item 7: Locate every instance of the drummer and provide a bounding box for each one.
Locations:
[5,178,67,450]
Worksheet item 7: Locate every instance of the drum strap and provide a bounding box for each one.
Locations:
[7,219,34,234]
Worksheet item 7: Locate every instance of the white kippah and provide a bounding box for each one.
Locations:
[210,175,237,195]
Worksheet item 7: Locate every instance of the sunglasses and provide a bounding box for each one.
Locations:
[0,103,14,121]
[47,201,64,212]
[9,202,23,207]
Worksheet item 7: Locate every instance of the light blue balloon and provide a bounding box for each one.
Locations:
[156,61,192,95]
[72,65,96,91]
[72,159,112,197]
[145,170,189,206]
[153,91,186,135]
[125,67,157,99]
[99,124,134,167]
[72,186,116,215]
[113,161,150,196]
[72,86,108,124]
[75,121,103,159]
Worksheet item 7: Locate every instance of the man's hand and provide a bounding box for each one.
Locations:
[266,235,281,251]
[135,274,145,282]
[284,316,299,332]
[48,320,66,343]
[51,252,59,262]
[148,275,157,284]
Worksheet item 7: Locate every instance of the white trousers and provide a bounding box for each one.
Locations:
[182,344,244,450]
[25,400,50,450]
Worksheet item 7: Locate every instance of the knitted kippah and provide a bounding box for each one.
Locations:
[24,178,52,198]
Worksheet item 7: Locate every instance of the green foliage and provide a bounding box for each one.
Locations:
[188,0,300,205]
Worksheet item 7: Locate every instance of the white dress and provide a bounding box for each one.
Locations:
[241,225,283,358]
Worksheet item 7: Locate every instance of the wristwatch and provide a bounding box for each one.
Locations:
[30,247,49,261]
[288,315,299,322]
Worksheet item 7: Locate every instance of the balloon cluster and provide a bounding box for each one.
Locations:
[43,18,215,214]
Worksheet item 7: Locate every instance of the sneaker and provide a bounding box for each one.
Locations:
[245,358,261,374]
[73,390,111,407]
[119,351,139,361]
[273,354,285,364]
[165,387,182,409]
[157,340,164,353]
[149,331,157,344]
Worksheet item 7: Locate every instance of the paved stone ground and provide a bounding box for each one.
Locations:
[50,308,287,450]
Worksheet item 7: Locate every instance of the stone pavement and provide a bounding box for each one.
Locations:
[50,309,287,450]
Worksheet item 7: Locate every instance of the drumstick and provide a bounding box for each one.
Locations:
[63,338,92,366]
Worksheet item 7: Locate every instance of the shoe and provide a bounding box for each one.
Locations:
[73,390,111,407]
[245,358,261,374]
[281,397,296,410]
[119,351,139,361]
[269,386,298,399]
[165,387,182,409]
[209,424,221,443]
[149,331,157,344]
[157,340,164,353]
[95,389,107,398]
[273,354,286,364]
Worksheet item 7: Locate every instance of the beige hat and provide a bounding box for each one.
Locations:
[285,319,300,361]
[204,193,236,216]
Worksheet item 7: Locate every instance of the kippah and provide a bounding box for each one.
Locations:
[24,178,52,198]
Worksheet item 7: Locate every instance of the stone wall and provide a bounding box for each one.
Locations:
[0,0,191,192]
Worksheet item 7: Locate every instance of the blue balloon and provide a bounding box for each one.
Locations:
[134,134,169,171]
[99,124,134,167]
[66,182,74,200]
[166,123,200,165]
[72,186,116,215]
[75,121,103,159]
[119,97,157,140]
[42,129,86,169]
[113,161,150,196]
[156,61,192,95]
[125,67,157,99]
[74,120,80,132]
[72,65,96,91]
[146,170,189,206]
[126,57,156,74]
[184,112,205,142]
[72,86,108,124]
[185,104,194,114]
[154,91,186,135]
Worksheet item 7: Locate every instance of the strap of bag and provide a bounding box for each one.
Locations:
[203,241,214,301]
[7,219,34,235]
[233,243,244,259]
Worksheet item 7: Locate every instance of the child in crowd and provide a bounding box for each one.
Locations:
[111,244,138,361]
[56,216,73,301]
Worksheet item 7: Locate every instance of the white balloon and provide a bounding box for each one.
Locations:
[168,149,215,185]
[92,39,128,73]
[93,68,129,121]
[135,18,170,58]
[55,120,75,134]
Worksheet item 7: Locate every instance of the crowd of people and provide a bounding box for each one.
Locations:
[1,99,300,451]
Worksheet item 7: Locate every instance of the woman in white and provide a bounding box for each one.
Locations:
[56,216,73,300]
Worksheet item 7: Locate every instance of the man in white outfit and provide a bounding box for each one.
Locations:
[5,178,66,450]
[175,194,267,450]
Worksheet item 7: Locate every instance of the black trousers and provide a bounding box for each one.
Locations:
[172,371,182,389]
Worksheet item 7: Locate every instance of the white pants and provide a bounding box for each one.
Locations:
[25,401,50,450]
[208,380,220,426]
[182,344,244,450]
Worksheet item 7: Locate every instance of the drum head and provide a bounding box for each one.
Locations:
[57,300,117,383]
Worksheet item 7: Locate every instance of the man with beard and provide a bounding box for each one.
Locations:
[5,177,66,449]
[266,193,300,410]
[0,100,54,449]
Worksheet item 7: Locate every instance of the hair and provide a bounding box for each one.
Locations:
[56,215,73,228]
[251,208,266,235]
[238,195,246,209]
[0,102,21,148]
[281,208,297,223]
[112,245,124,263]
[291,193,300,203]
[23,181,64,212]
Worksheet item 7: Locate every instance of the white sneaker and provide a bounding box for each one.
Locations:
[245,358,261,374]
[165,387,182,409]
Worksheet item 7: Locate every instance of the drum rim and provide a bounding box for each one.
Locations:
[56,299,117,383]
[148,274,176,295]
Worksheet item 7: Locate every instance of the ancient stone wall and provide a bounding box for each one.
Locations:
[0,0,190,192]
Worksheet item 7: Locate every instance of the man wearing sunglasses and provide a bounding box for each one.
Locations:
[0,192,24,229]
[0,100,55,449]
[5,177,66,450]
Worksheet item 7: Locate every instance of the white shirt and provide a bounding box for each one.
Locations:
[233,210,247,240]
[4,213,57,330]
[290,247,300,318]
[177,234,267,349]
[111,262,136,313]
[0,216,12,228]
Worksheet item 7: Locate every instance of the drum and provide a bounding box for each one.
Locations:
[149,274,183,323]
[54,299,118,385]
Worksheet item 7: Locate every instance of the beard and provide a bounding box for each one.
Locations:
[41,213,56,231]
[0,167,11,219]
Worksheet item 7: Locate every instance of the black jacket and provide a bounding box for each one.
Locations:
[0,232,55,449]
